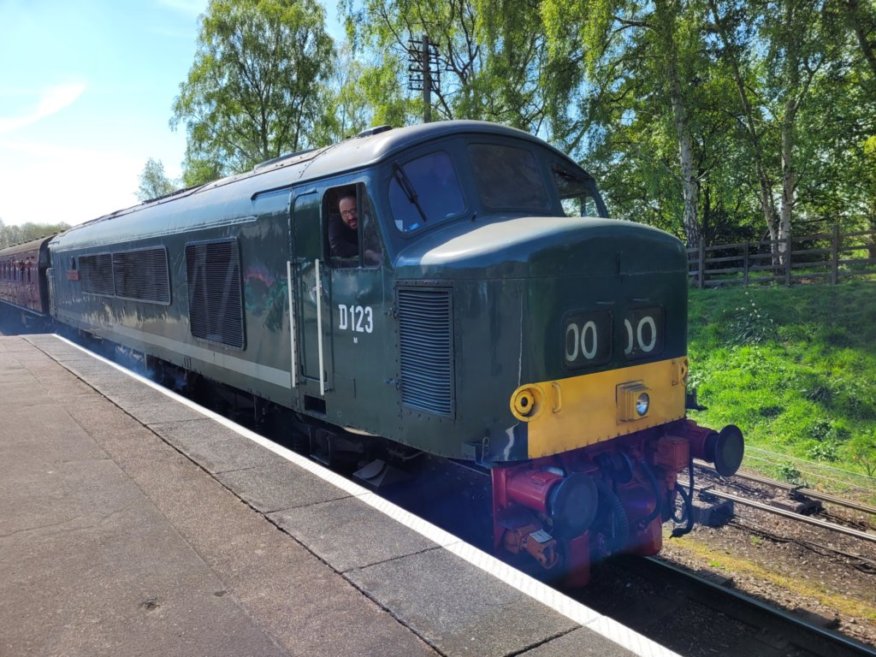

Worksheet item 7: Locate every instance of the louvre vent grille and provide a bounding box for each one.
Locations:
[397,287,454,415]
[185,240,245,349]
[80,254,114,295]
[112,248,170,303]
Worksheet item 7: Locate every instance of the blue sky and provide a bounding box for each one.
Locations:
[0,0,343,227]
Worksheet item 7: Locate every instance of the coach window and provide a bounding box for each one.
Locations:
[389,151,465,233]
[324,184,382,268]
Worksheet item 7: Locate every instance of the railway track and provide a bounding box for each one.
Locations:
[573,555,876,657]
[719,467,876,517]
[675,464,876,583]
[685,464,876,544]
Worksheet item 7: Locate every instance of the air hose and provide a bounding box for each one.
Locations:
[670,453,695,538]
[637,459,662,527]
[595,478,630,552]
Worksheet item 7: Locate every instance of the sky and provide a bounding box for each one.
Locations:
[0,0,343,228]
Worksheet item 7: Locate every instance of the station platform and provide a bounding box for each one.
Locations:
[0,334,677,657]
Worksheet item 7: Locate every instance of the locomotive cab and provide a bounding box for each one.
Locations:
[354,127,744,584]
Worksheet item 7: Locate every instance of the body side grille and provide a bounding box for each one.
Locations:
[112,247,170,303]
[185,240,245,349]
[397,287,454,415]
[80,253,114,295]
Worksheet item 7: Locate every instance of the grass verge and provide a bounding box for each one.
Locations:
[687,280,876,499]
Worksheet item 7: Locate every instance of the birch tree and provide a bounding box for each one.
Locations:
[542,0,711,245]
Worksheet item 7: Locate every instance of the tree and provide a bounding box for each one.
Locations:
[341,0,561,135]
[0,221,70,249]
[838,0,876,86]
[171,0,335,182]
[713,0,872,255]
[542,0,716,245]
[309,43,372,144]
[137,158,177,201]
[337,0,872,247]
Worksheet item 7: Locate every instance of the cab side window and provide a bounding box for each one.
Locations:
[324,184,382,268]
[553,164,599,217]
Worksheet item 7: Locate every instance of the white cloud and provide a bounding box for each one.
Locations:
[0,82,87,135]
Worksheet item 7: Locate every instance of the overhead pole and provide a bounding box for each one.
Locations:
[407,34,440,124]
[422,34,432,123]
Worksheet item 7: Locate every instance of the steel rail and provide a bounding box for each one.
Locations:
[682,479,876,544]
[644,557,876,657]
[695,461,876,516]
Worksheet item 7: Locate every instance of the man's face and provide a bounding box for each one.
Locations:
[339,197,358,230]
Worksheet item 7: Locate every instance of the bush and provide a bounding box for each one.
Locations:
[807,439,840,462]
[727,291,777,345]
[848,432,876,477]
[778,463,807,486]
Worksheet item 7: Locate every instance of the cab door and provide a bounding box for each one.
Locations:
[289,190,332,395]
[321,183,390,429]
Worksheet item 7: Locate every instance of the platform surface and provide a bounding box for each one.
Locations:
[0,334,673,657]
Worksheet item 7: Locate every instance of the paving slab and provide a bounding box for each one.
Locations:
[217,460,351,513]
[150,419,286,472]
[113,399,206,424]
[150,417,259,449]
[270,496,440,571]
[1,336,439,657]
[519,627,637,656]
[348,547,578,657]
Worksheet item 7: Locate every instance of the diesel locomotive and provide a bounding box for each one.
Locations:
[0,120,743,584]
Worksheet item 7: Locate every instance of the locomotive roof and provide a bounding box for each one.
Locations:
[52,121,572,250]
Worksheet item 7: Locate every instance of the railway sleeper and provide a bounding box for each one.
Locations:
[770,496,824,516]
[691,498,735,527]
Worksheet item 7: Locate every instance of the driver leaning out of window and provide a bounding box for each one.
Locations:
[330,192,381,265]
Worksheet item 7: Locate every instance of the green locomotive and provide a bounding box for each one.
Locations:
[41,120,742,583]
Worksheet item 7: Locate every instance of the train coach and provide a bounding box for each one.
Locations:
[0,235,53,326]
[0,120,743,584]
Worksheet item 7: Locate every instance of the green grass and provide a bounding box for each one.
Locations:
[687,280,876,498]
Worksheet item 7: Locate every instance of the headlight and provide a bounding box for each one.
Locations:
[617,381,650,421]
[636,392,650,416]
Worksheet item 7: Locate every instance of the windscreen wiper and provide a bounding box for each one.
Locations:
[392,163,428,224]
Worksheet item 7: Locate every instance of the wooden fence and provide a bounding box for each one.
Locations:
[687,226,876,288]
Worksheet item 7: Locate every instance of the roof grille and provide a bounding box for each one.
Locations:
[397,287,454,416]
